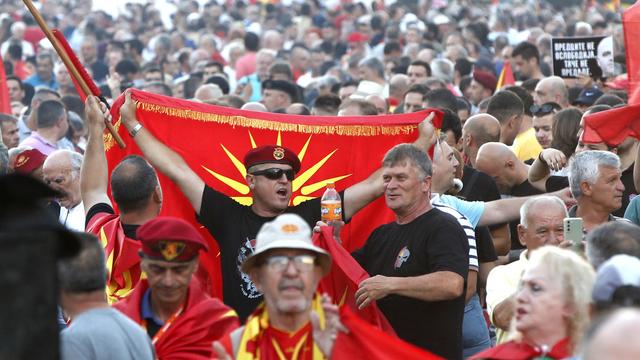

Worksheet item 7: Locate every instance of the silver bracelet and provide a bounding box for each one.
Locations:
[129,123,143,138]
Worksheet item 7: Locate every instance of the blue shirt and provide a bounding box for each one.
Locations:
[24,73,59,90]
[432,193,485,228]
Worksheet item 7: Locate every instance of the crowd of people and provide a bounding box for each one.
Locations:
[2,0,640,359]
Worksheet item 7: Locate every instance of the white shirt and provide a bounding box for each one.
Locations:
[59,201,86,232]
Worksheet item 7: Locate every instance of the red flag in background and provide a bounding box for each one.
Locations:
[0,53,11,114]
[313,227,395,334]
[582,104,640,146]
[496,61,516,90]
[624,1,640,104]
[106,89,441,298]
[333,306,442,360]
[52,29,102,101]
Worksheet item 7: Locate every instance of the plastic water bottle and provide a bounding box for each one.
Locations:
[320,182,342,241]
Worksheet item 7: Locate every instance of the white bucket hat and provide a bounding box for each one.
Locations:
[241,214,332,275]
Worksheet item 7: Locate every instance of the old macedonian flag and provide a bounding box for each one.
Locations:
[104,89,440,300]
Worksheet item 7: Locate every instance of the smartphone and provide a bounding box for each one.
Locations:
[563,217,584,252]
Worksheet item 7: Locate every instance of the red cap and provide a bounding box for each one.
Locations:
[137,217,208,262]
[473,70,497,93]
[347,32,369,43]
[13,148,47,175]
[243,145,301,173]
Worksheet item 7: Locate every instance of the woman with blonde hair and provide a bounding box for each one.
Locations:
[471,246,595,359]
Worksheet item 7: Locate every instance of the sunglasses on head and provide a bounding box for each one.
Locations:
[530,103,560,117]
[250,168,295,181]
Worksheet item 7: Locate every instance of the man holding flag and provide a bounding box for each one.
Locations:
[118,90,437,321]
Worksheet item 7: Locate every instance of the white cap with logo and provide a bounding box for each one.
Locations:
[241,214,332,275]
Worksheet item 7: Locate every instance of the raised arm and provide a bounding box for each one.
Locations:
[81,96,113,214]
[119,91,206,214]
[528,148,567,191]
[343,112,436,220]
[479,187,574,226]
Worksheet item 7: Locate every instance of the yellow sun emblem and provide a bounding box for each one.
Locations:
[201,131,352,206]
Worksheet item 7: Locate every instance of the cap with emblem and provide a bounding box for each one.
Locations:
[137,217,208,262]
[13,148,47,175]
[241,213,332,274]
[244,145,301,173]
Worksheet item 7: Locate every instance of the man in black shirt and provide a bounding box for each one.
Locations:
[475,142,543,252]
[352,144,468,359]
[118,91,436,320]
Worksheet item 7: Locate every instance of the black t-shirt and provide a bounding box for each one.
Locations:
[351,208,468,360]
[461,165,500,263]
[506,180,543,250]
[197,185,342,321]
[85,203,140,239]
[546,163,637,217]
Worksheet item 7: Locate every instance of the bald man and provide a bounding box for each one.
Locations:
[365,94,389,114]
[458,115,511,256]
[461,114,501,168]
[583,308,640,360]
[43,149,85,231]
[534,76,570,108]
[476,142,543,253]
[240,102,268,112]
[389,74,409,105]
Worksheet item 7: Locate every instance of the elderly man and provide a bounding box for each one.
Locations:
[114,217,239,359]
[215,213,342,358]
[486,195,568,344]
[119,90,435,320]
[568,150,627,233]
[59,233,154,360]
[533,76,570,108]
[352,144,469,359]
[81,96,163,302]
[19,100,70,155]
[43,149,84,231]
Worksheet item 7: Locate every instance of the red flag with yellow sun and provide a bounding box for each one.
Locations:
[104,89,438,304]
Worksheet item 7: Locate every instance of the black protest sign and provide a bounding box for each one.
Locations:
[551,36,614,79]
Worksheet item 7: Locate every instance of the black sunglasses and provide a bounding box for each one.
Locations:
[530,103,560,117]
[250,168,295,181]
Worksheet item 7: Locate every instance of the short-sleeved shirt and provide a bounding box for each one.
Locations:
[352,208,469,360]
[197,185,344,321]
[60,307,155,360]
[432,193,485,228]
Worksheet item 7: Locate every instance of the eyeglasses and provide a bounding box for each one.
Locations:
[250,168,295,181]
[264,254,317,272]
[530,103,560,117]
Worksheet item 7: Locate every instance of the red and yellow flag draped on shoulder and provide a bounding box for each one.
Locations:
[115,278,239,360]
[104,89,441,312]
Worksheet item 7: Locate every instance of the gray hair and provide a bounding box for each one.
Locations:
[358,57,385,79]
[69,151,83,179]
[586,221,640,269]
[519,195,568,227]
[58,232,107,292]
[382,144,432,179]
[430,58,454,83]
[568,150,620,199]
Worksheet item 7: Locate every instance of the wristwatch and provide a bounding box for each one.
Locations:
[129,123,143,138]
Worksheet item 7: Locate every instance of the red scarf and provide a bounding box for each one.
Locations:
[469,338,572,360]
[114,279,239,359]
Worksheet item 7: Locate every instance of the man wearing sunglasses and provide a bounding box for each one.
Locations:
[118,91,436,321]
[531,102,561,149]
[213,213,344,359]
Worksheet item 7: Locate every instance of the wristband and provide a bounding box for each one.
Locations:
[129,123,143,138]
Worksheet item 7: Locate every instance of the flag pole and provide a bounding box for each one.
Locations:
[22,0,126,149]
